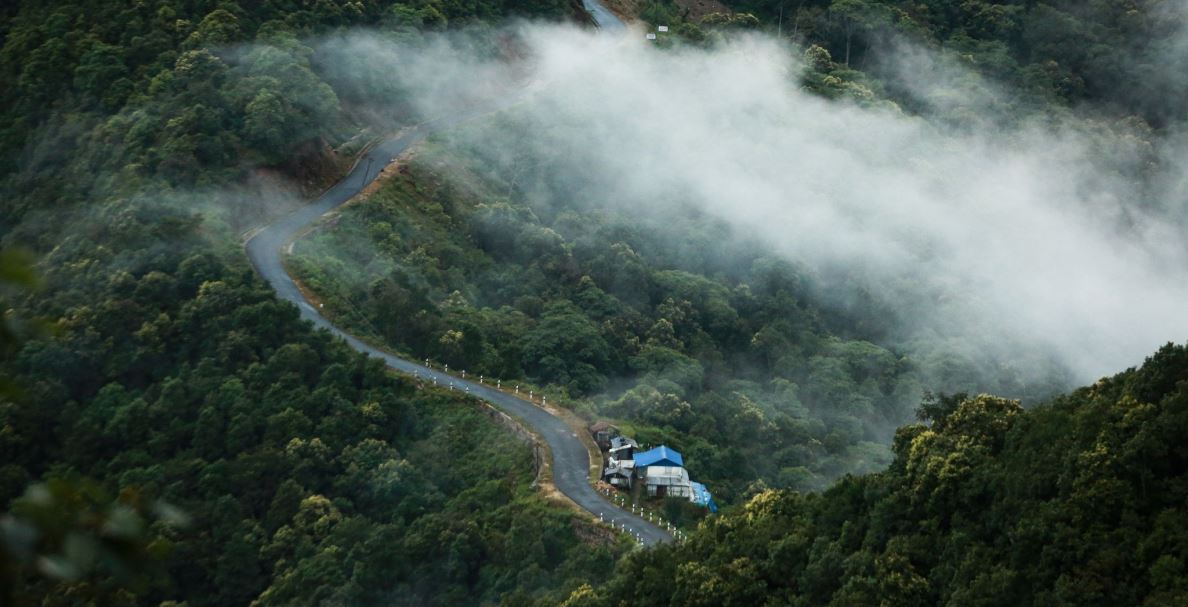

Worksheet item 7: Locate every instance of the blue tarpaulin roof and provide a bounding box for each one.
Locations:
[691,482,718,513]
[634,445,684,468]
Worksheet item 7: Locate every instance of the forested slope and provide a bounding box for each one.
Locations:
[569,343,1188,606]
[286,0,1188,511]
[2,0,1186,605]
[649,0,1187,127]
[0,2,624,606]
[1,243,624,606]
[289,120,1073,505]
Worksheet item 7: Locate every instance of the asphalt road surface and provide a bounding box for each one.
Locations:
[582,0,625,31]
[245,5,672,546]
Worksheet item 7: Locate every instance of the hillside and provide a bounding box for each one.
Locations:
[0,2,622,606]
[571,343,1188,606]
[1,0,1186,605]
[287,109,1084,504]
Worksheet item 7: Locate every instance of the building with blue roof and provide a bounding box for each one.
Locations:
[636,446,692,498]
[599,441,717,510]
[633,445,684,468]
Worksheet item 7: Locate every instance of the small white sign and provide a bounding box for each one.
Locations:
[646,33,657,40]
[658,25,669,32]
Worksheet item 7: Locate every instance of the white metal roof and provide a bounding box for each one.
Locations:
[643,466,690,485]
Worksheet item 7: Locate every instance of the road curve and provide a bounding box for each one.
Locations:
[582,0,626,32]
[245,7,671,545]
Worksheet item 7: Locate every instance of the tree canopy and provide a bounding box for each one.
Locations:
[571,343,1188,606]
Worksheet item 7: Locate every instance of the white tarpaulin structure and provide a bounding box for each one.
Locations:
[643,465,692,498]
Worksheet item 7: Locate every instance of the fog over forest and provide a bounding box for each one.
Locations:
[10,0,1188,604]
[316,24,1188,387]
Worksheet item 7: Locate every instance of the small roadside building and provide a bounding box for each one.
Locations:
[608,436,638,462]
[642,465,692,498]
[633,445,684,469]
[603,459,635,489]
[588,421,620,450]
[635,445,692,498]
[601,440,717,511]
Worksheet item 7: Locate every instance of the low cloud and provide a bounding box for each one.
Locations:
[315,24,1188,388]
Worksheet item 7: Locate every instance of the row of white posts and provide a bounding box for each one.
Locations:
[417,359,552,406]
[598,510,686,545]
[598,486,687,543]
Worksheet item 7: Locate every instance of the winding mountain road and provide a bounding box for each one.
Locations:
[246,7,673,545]
[581,0,625,32]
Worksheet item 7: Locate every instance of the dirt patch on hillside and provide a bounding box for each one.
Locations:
[676,0,732,21]
[358,150,414,199]
[602,0,641,21]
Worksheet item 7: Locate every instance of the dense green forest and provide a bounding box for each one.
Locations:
[2,0,1186,605]
[569,343,1188,606]
[655,0,1187,126]
[0,238,625,605]
[0,1,621,606]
